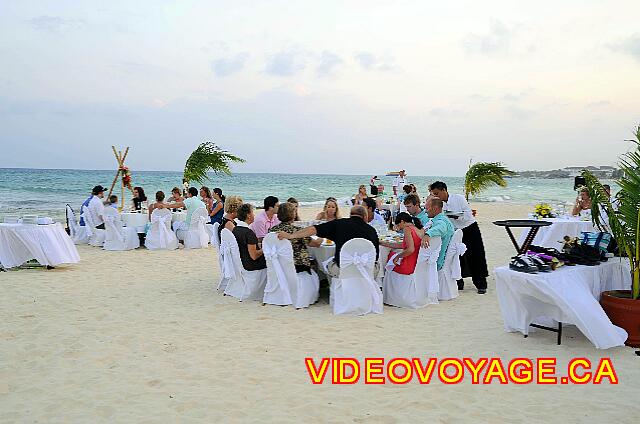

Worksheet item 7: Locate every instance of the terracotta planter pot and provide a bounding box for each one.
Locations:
[600,290,640,347]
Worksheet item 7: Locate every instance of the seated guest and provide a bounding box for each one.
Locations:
[278,206,379,278]
[108,195,119,209]
[200,186,214,216]
[80,185,106,229]
[316,197,340,221]
[159,187,206,231]
[210,188,225,224]
[250,196,281,240]
[363,197,386,227]
[403,193,429,227]
[148,191,165,218]
[287,197,301,221]
[233,204,266,271]
[131,187,148,211]
[572,187,592,216]
[380,212,425,274]
[218,195,243,241]
[410,183,418,195]
[420,197,454,271]
[429,181,488,294]
[354,185,368,206]
[270,202,322,273]
[397,184,412,213]
[168,187,184,204]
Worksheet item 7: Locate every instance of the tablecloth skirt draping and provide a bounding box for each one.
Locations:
[310,245,393,275]
[122,212,188,233]
[518,218,598,250]
[495,258,631,349]
[0,223,80,268]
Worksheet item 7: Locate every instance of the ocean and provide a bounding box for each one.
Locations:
[0,168,615,222]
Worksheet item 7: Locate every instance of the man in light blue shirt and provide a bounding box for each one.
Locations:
[162,186,206,230]
[420,196,454,270]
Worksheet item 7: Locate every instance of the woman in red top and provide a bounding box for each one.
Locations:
[380,212,425,275]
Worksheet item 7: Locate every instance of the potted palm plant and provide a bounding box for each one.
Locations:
[464,161,516,215]
[581,125,640,347]
[183,141,245,185]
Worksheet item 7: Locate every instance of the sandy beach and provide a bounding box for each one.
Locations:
[2,203,639,423]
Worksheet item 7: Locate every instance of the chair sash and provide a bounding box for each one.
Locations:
[104,215,125,243]
[447,242,467,280]
[340,250,382,307]
[81,210,95,237]
[262,244,293,304]
[219,240,237,280]
[418,246,440,296]
[151,213,173,249]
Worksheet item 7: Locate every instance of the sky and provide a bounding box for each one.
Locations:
[1,0,639,175]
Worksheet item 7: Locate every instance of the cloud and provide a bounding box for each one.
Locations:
[502,92,527,102]
[609,33,640,62]
[353,52,397,71]
[316,51,343,77]
[29,15,85,33]
[211,53,250,77]
[587,100,611,108]
[469,94,491,102]
[463,20,514,56]
[429,108,467,119]
[506,105,536,120]
[265,49,307,76]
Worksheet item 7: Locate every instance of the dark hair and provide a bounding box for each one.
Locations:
[156,191,165,202]
[213,188,225,202]
[362,197,376,211]
[287,197,300,220]
[403,193,421,206]
[133,186,147,201]
[277,202,296,223]
[429,181,447,192]
[237,203,254,222]
[109,195,118,204]
[395,212,423,229]
[188,187,198,197]
[171,187,181,195]
[264,196,279,211]
[200,186,212,199]
[403,184,412,194]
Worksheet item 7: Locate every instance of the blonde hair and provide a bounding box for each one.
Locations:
[323,198,341,219]
[224,195,244,214]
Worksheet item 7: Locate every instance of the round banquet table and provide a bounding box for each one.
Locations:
[518,217,598,251]
[122,211,189,233]
[0,223,80,269]
[309,243,395,276]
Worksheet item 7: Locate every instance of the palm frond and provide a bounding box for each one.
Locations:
[183,141,245,185]
[464,162,516,201]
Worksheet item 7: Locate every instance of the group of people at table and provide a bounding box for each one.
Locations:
[78,179,489,294]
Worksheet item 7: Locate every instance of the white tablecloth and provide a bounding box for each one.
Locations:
[495,258,631,349]
[122,211,189,232]
[310,244,394,273]
[0,223,80,268]
[518,218,598,250]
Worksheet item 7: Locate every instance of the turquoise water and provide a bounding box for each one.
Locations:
[0,168,615,222]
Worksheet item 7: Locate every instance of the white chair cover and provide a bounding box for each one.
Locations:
[383,237,441,309]
[177,208,209,249]
[66,205,89,245]
[81,205,105,247]
[437,229,465,301]
[331,238,383,315]
[211,222,221,248]
[146,209,178,251]
[102,208,139,251]
[221,229,267,301]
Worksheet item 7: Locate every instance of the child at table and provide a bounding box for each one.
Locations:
[108,195,119,209]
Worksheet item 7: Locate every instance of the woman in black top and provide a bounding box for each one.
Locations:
[132,186,147,210]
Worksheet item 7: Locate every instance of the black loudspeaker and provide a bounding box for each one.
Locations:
[574,176,586,191]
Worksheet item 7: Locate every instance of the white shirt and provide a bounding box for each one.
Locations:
[85,195,105,227]
[442,193,475,230]
[393,176,407,189]
[369,212,386,227]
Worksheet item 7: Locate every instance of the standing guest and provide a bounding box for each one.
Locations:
[316,197,340,221]
[250,196,281,240]
[403,194,429,227]
[420,197,454,271]
[287,197,301,221]
[429,181,488,294]
[131,187,148,211]
[370,176,379,196]
[108,195,119,209]
[397,184,412,213]
[80,185,106,229]
[572,187,593,216]
[233,204,266,271]
[354,185,368,205]
[168,187,184,203]
[148,191,165,218]
[380,212,425,274]
[392,170,407,196]
[270,203,322,273]
[363,197,386,227]
[210,188,225,224]
[218,195,243,241]
[278,206,380,278]
[160,187,206,231]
